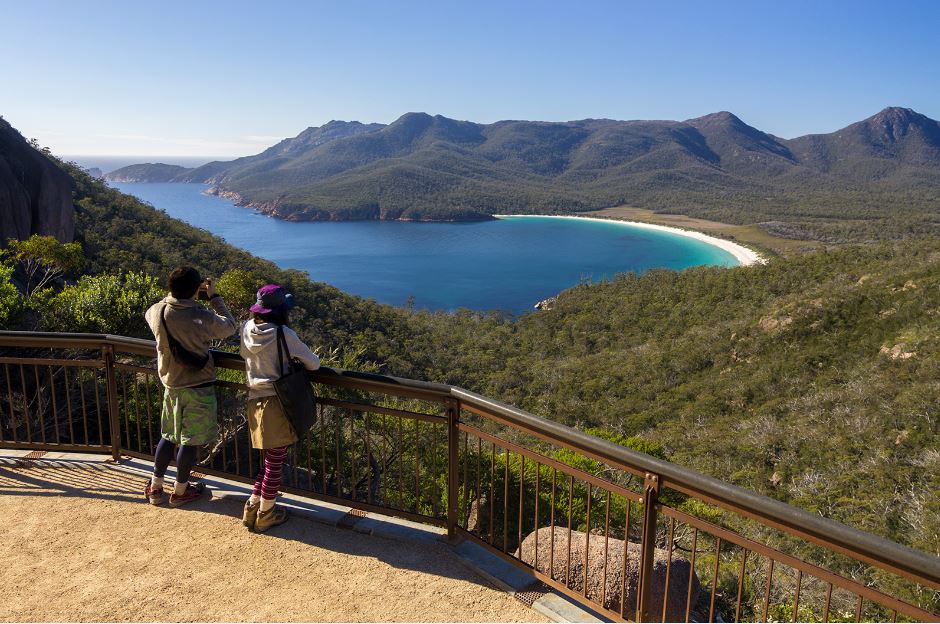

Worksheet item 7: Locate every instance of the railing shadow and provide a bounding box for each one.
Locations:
[0,456,502,592]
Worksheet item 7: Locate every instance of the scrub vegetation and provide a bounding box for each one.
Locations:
[2,149,939,615]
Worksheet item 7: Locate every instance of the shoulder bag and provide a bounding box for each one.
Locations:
[273,325,317,435]
[160,305,210,369]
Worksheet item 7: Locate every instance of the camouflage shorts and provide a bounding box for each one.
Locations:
[161,386,219,446]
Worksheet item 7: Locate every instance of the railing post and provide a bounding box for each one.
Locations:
[637,472,660,622]
[446,398,460,542]
[101,345,121,462]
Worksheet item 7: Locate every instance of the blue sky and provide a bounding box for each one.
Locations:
[2,0,938,157]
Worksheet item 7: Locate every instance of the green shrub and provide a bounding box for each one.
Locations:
[216,269,264,318]
[2,234,83,295]
[41,271,163,336]
[0,264,23,329]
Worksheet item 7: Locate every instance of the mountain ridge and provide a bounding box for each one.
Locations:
[105,107,940,236]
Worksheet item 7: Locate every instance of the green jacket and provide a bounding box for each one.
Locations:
[145,295,237,389]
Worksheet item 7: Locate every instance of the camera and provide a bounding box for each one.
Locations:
[197,278,212,300]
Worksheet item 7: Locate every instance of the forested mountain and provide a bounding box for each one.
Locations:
[105,108,940,240]
[787,107,940,182]
[178,120,386,184]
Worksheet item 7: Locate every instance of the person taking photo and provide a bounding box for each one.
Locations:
[144,266,237,506]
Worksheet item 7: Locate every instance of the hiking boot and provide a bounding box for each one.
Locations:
[168,482,206,508]
[145,482,164,506]
[254,505,289,533]
[243,500,259,530]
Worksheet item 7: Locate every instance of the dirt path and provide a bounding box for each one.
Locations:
[0,459,544,622]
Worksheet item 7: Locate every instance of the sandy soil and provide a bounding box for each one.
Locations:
[586,206,824,257]
[0,459,545,622]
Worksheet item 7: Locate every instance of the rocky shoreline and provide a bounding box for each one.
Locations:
[203,186,496,223]
[204,187,278,214]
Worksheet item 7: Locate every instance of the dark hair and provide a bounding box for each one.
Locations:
[168,266,201,299]
[253,309,288,326]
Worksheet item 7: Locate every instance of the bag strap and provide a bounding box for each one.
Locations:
[160,303,209,368]
[276,325,292,376]
[160,304,180,351]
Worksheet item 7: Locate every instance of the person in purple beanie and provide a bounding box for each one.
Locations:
[239,284,320,532]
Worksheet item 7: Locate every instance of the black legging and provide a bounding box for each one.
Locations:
[153,438,198,484]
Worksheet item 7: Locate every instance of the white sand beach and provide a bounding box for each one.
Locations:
[495,214,765,266]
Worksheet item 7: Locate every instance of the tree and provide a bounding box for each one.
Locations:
[3,235,84,296]
[216,269,265,317]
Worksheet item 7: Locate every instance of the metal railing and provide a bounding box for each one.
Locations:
[0,330,938,622]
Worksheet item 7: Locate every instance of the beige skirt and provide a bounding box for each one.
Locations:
[247,395,298,449]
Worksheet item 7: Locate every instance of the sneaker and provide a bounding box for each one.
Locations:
[145,482,164,506]
[168,482,206,508]
[254,505,289,533]
[243,500,259,530]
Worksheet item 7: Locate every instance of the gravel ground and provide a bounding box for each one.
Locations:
[0,459,544,622]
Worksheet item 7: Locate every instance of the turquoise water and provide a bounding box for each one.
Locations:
[113,183,738,313]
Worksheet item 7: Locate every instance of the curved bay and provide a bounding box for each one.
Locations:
[113,183,738,313]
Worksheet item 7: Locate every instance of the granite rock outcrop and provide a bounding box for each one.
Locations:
[0,119,74,244]
[516,526,700,620]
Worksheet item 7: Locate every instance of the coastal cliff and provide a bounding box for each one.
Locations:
[0,118,74,244]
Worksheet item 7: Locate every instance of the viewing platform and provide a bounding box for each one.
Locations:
[0,450,549,622]
[1,331,938,622]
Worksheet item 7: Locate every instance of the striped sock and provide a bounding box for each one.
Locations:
[259,446,288,504]
[251,465,263,497]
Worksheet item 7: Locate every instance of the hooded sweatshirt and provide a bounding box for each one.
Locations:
[145,295,237,389]
[240,319,320,398]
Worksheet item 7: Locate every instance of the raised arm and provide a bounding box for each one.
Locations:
[202,295,238,340]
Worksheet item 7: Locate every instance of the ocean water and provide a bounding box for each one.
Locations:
[113,182,738,313]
